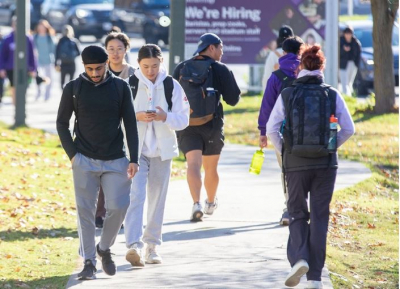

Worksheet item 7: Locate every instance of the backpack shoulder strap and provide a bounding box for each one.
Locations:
[72,78,82,117]
[163,75,174,112]
[272,69,286,81]
[327,87,337,116]
[128,74,139,99]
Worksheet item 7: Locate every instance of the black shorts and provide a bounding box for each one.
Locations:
[177,118,224,156]
[6,70,14,87]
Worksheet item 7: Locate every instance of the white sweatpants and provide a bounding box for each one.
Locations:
[339,60,358,96]
[37,64,53,101]
[124,155,172,249]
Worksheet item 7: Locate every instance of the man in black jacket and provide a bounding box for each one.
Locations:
[56,45,139,280]
[339,27,361,95]
[173,33,241,222]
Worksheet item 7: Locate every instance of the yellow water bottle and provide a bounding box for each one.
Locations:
[249,149,265,175]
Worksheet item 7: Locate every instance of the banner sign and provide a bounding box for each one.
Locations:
[185,0,326,64]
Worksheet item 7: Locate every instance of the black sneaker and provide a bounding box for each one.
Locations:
[280,210,290,226]
[77,259,97,280]
[96,244,116,276]
[95,217,104,228]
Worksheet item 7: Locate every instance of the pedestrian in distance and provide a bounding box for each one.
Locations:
[267,45,355,288]
[124,44,190,267]
[339,26,361,96]
[258,35,304,226]
[95,31,136,229]
[173,33,241,222]
[55,25,80,89]
[33,19,56,101]
[262,25,294,89]
[0,16,37,106]
[56,45,139,280]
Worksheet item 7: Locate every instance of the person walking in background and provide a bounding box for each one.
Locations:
[262,25,294,89]
[124,44,189,267]
[95,31,136,229]
[258,36,304,226]
[33,19,56,101]
[267,45,355,288]
[56,45,139,280]
[55,25,80,89]
[0,16,37,106]
[173,33,241,222]
[339,27,361,96]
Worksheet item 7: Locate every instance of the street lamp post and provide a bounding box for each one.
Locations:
[14,0,30,127]
[168,0,186,74]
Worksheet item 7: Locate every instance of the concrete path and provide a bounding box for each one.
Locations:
[0,73,371,289]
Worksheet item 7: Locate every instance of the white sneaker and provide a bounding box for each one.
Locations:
[204,198,218,215]
[306,280,324,289]
[145,244,162,264]
[190,202,203,222]
[285,259,309,287]
[125,243,145,267]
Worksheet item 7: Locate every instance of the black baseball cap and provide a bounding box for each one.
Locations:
[279,25,294,39]
[193,33,222,56]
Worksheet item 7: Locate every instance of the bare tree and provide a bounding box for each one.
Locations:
[370,0,398,113]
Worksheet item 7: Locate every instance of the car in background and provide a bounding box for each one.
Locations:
[42,0,112,32]
[111,0,170,45]
[340,20,399,95]
[0,0,15,26]
[66,3,113,40]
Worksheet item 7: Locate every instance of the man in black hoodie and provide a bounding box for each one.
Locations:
[56,45,139,280]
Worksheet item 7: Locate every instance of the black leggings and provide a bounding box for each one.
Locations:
[61,65,76,89]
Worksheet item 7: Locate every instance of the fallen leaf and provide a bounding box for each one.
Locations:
[367,223,376,229]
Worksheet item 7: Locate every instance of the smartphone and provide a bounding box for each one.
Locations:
[146,110,156,114]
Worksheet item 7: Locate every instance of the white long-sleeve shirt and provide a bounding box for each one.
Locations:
[267,70,355,154]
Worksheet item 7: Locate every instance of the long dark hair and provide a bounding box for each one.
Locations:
[138,44,163,62]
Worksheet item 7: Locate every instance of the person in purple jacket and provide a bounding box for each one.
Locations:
[258,36,304,226]
[0,16,37,106]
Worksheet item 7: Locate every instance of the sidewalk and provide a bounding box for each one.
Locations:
[65,145,370,289]
[0,80,371,288]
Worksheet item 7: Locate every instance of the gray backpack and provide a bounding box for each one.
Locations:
[281,83,336,158]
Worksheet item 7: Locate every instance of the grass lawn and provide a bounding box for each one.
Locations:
[223,95,399,288]
[0,123,186,289]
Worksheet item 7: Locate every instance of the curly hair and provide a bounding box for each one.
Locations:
[301,44,326,71]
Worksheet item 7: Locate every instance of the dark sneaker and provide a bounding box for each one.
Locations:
[96,244,116,276]
[77,259,97,280]
[95,217,104,228]
[280,210,290,226]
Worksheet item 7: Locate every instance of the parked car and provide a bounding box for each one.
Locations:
[66,3,113,40]
[42,0,112,32]
[0,0,15,26]
[111,0,170,45]
[340,20,399,95]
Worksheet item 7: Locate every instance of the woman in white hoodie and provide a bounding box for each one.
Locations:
[124,44,190,267]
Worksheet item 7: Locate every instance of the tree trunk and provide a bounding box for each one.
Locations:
[371,0,398,114]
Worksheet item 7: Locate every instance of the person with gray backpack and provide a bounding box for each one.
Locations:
[267,45,354,288]
[172,33,241,222]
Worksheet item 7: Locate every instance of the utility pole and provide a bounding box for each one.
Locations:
[325,0,339,88]
[14,0,30,127]
[168,0,186,74]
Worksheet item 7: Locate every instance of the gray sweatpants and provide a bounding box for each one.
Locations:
[125,155,172,249]
[72,153,131,265]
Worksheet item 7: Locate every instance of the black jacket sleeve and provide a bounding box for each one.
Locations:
[56,81,76,160]
[214,63,241,106]
[121,81,139,164]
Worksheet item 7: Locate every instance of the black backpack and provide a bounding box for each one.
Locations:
[281,83,336,158]
[59,38,78,65]
[71,77,125,136]
[178,57,217,119]
[128,75,174,111]
[272,69,296,94]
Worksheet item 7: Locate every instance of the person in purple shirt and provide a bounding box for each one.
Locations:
[258,36,304,226]
[0,16,37,106]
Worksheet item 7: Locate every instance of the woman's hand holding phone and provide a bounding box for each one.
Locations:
[137,111,156,122]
